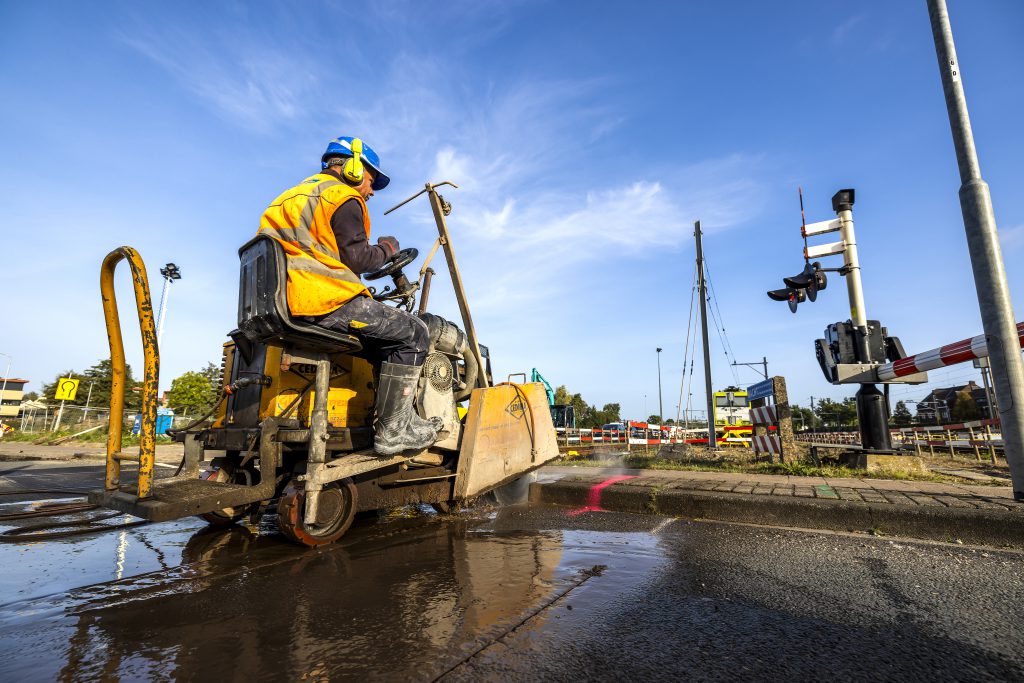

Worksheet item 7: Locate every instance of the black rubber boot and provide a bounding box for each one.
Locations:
[374,362,443,456]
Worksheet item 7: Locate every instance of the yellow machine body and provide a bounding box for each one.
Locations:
[215,342,375,429]
[93,180,563,546]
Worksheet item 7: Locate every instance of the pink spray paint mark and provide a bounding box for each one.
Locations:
[568,475,638,516]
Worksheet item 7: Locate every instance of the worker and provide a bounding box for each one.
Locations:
[257,136,441,456]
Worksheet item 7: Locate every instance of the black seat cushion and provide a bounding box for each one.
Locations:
[237,236,362,354]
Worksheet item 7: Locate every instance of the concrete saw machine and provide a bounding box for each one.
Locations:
[89,181,559,546]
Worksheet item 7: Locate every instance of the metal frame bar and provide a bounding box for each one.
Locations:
[303,352,332,525]
[384,181,489,390]
[100,247,159,498]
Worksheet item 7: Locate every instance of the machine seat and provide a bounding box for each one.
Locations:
[237,235,362,354]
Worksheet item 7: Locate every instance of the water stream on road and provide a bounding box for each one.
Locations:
[0,502,669,682]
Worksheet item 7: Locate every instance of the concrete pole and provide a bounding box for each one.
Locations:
[53,400,66,432]
[656,347,664,425]
[694,221,716,447]
[83,381,94,423]
[927,0,1024,499]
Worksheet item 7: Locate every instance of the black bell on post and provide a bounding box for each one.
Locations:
[783,262,827,302]
[767,286,806,313]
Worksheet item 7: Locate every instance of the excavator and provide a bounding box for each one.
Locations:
[89,181,559,546]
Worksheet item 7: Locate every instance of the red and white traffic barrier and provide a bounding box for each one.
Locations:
[752,434,780,454]
[877,322,1024,381]
[749,405,778,425]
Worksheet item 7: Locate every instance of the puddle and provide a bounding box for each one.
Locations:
[0,506,670,682]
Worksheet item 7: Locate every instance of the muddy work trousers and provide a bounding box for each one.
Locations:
[310,296,429,366]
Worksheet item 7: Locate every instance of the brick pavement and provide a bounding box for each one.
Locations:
[539,466,1023,512]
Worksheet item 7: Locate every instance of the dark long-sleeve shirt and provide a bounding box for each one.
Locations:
[330,199,389,275]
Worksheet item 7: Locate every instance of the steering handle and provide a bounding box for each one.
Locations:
[365,247,418,281]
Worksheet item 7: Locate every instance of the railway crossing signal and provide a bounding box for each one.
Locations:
[767,286,805,313]
[783,262,827,302]
[768,262,827,313]
[764,188,928,455]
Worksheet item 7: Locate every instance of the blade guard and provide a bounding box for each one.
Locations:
[454,383,559,499]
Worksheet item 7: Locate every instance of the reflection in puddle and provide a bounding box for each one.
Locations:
[0,505,670,682]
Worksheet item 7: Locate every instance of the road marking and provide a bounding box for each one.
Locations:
[568,474,638,516]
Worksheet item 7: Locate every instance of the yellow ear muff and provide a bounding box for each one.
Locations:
[342,138,365,184]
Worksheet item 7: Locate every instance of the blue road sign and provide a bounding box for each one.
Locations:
[747,378,774,401]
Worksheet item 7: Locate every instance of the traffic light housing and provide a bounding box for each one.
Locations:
[768,262,826,312]
[767,286,806,313]
[783,261,827,301]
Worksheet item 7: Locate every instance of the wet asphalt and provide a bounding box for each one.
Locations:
[1,463,1023,682]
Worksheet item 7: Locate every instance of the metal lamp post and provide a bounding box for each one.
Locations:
[0,352,11,421]
[927,0,1024,499]
[156,263,182,346]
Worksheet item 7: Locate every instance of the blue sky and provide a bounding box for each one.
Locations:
[2,1,1023,420]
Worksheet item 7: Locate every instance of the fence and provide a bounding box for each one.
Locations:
[895,419,1002,462]
[9,405,201,436]
[796,431,862,446]
[795,420,1004,461]
[556,421,756,449]
[14,405,124,435]
[557,422,691,448]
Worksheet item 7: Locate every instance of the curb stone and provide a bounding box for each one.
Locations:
[531,479,1024,548]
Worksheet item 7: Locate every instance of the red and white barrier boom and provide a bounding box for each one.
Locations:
[876,322,1024,382]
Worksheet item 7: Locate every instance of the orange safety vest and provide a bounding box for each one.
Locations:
[257,173,371,316]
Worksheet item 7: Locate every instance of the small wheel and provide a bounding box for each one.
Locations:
[276,478,358,546]
[198,467,258,527]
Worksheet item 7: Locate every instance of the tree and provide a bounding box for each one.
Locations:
[551,386,624,428]
[891,400,913,427]
[200,362,222,388]
[814,397,858,428]
[22,391,39,402]
[950,390,981,422]
[790,405,820,430]
[647,414,662,424]
[166,366,220,415]
[40,358,144,410]
[594,403,621,426]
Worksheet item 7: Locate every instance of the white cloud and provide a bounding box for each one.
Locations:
[832,15,865,45]
[104,6,774,416]
[117,12,331,133]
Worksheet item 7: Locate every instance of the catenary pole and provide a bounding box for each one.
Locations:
[927,0,1024,499]
[656,348,664,425]
[695,222,716,447]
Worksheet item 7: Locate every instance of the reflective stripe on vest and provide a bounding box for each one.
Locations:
[257,174,371,316]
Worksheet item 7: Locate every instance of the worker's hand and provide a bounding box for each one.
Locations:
[377,236,399,258]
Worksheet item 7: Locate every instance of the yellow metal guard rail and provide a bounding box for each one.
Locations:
[100,247,160,498]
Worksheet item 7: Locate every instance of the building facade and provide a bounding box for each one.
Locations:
[0,378,29,418]
[915,381,990,424]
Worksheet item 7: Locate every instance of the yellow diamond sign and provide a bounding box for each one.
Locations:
[54,378,80,401]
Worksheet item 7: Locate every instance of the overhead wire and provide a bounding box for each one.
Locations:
[675,268,698,424]
[703,259,742,385]
[683,290,701,424]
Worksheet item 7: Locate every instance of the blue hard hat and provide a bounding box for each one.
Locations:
[321,136,391,191]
